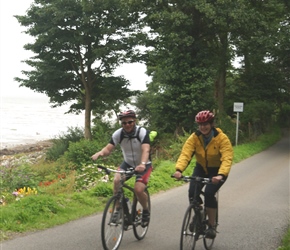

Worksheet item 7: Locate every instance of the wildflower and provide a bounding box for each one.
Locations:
[12,191,19,196]
[0,197,6,206]
[101,175,109,183]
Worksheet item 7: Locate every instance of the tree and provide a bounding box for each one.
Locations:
[228,0,290,129]
[15,0,143,139]
[134,0,289,135]
[134,1,217,134]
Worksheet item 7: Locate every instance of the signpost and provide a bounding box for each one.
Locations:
[233,102,244,146]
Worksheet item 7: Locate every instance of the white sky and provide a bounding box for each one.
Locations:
[0,0,150,99]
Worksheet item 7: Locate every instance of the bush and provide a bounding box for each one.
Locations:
[91,182,113,197]
[159,131,192,162]
[74,164,109,191]
[277,104,290,127]
[215,112,236,145]
[0,163,39,193]
[63,139,103,168]
[63,139,123,170]
[46,126,84,161]
[240,101,275,139]
[91,119,118,141]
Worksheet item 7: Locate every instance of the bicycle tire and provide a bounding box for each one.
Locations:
[203,208,217,250]
[132,188,151,240]
[101,196,124,250]
[180,205,200,250]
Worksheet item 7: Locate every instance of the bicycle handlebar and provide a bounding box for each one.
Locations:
[97,165,136,175]
[171,174,225,184]
[171,174,211,184]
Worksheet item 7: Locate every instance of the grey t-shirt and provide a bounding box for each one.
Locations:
[110,126,150,167]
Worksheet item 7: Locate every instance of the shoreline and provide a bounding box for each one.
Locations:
[0,139,53,156]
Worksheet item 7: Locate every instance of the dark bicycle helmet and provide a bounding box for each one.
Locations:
[118,110,137,120]
[195,110,214,123]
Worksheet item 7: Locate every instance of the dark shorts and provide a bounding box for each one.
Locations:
[119,161,153,185]
[188,164,226,208]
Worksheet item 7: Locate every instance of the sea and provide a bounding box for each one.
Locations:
[0,96,85,149]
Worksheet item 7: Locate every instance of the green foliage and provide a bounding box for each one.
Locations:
[15,0,142,139]
[277,229,290,250]
[0,193,103,235]
[91,118,118,141]
[74,164,114,191]
[277,104,290,127]
[156,131,196,165]
[134,0,289,135]
[233,126,281,163]
[63,138,123,170]
[64,139,103,168]
[46,126,84,161]
[1,195,64,232]
[240,101,276,139]
[149,160,192,191]
[0,163,39,193]
[62,120,125,169]
[0,126,284,242]
[38,173,75,195]
[215,112,236,145]
[91,182,113,197]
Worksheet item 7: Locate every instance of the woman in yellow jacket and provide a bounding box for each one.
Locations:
[173,110,233,239]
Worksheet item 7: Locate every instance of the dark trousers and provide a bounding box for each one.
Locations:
[188,164,226,208]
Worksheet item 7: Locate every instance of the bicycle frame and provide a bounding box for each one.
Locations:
[116,181,136,227]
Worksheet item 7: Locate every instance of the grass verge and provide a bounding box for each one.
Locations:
[0,126,288,248]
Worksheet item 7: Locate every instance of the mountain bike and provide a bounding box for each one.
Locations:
[172,175,219,250]
[98,165,151,250]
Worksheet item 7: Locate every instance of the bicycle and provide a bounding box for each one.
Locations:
[97,165,151,250]
[172,175,219,250]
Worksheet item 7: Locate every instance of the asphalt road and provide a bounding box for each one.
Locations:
[1,133,289,250]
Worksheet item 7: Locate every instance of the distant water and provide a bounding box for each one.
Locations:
[0,96,84,149]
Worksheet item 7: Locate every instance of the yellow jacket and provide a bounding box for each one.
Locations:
[175,128,233,177]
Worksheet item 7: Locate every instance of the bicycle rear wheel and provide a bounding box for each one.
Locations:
[132,189,151,240]
[101,196,124,250]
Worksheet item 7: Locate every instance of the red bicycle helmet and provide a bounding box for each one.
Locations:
[195,110,214,123]
[118,110,136,120]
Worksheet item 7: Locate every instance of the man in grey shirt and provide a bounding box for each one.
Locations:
[92,110,152,227]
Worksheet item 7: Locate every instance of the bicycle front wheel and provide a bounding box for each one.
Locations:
[180,205,200,250]
[203,209,217,250]
[132,189,151,240]
[101,196,124,250]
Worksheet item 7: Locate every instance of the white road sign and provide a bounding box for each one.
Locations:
[233,102,244,112]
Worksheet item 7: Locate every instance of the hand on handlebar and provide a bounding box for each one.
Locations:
[91,152,100,161]
[135,164,146,173]
[211,175,223,184]
[172,171,182,179]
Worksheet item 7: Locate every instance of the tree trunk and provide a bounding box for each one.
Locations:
[214,32,228,114]
[214,70,226,113]
[84,91,92,140]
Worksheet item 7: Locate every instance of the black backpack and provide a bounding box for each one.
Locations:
[119,127,144,144]
[119,127,157,161]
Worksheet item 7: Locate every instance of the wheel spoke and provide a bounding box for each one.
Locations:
[180,205,200,250]
[101,197,124,250]
[133,189,150,240]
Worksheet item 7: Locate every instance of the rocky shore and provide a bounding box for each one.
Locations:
[0,140,53,156]
[0,140,53,166]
